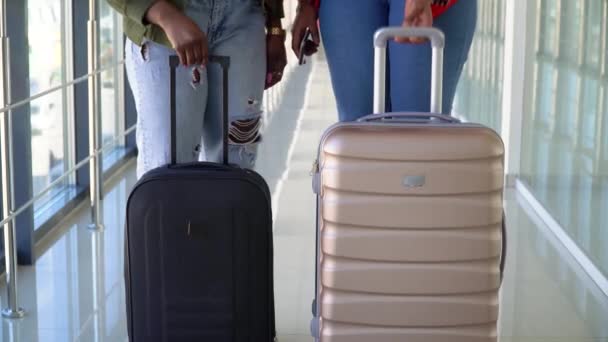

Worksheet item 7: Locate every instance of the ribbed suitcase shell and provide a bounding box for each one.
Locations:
[313,122,505,342]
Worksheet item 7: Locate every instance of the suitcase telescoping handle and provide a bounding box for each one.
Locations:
[169,55,231,165]
[358,112,459,123]
[372,27,445,114]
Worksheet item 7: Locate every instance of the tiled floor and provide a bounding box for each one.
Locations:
[0,52,607,342]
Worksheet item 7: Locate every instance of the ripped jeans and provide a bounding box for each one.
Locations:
[125,0,266,179]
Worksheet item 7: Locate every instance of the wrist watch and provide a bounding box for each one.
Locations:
[268,27,286,36]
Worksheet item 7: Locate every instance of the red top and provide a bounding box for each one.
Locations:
[431,0,458,17]
[312,0,458,18]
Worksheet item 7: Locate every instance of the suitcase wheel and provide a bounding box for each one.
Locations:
[311,298,316,316]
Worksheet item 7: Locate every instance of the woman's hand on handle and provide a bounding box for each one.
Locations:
[145,0,209,66]
[397,0,433,44]
[291,0,320,58]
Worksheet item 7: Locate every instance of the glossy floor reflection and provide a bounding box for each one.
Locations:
[1,52,607,342]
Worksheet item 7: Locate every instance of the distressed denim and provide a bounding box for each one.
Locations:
[125,0,266,179]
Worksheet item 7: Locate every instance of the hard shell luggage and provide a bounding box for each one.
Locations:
[310,27,506,342]
[125,55,276,342]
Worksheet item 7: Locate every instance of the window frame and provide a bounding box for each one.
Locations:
[0,0,135,267]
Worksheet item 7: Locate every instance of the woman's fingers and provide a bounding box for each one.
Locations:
[176,48,187,66]
[185,46,195,66]
[395,0,434,44]
[192,43,203,66]
[292,25,305,56]
[310,23,321,45]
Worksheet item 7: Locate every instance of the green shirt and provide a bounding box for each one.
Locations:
[106,0,284,47]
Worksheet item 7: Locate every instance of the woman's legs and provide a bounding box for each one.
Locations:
[319,0,389,122]
[124,0,266,178]
[202,0,266,168]
[388,0,477,114]
[125,38,209,179]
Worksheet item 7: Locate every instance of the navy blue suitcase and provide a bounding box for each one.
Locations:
[125,55,276,342]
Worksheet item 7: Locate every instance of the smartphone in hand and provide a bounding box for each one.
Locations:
[298,28,317,65]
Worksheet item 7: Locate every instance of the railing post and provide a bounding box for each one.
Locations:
[90,231,105,342]
[0,0,25,319]
[87,0,104,230]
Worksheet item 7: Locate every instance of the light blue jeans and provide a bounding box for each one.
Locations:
[125,0,266,179]
[319,0,477,121]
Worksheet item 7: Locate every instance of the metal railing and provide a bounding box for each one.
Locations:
[0,0,22,320]
[0,0,132,318]
[0,0,300,319]
[87,0,103,232]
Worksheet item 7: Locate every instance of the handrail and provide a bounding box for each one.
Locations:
[0,61,125,116]
[0,0,297,318]
[0,19,128,316]
[0,0,24,319]
[0,123,136,228]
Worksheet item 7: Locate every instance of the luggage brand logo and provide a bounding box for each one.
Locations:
[402,175,426,188]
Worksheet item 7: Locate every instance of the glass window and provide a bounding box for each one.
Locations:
[452,0,505,133]
[556,145,573,227]
[28,0,71,217]
[604,86,608,161]
[539,0,558,55]
[537,62,556,128]
[99,0,125,171]
[533,136,550,201]
[521,0,608,277]
[558,0,582,63]
[580,78,599,150]
[555,69,579,138]
[498,0,506,39]
[584,0,602,68]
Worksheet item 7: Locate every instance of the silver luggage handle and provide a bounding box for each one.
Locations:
[373,27,445,114]
[358,112,459,123]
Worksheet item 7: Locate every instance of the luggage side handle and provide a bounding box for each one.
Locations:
[169,55,231,166]
[357,112,459,123]
[373,27,445,114]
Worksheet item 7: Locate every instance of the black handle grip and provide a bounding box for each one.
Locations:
[169,55,231,165]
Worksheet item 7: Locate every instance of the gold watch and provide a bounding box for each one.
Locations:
[268,27,286,37]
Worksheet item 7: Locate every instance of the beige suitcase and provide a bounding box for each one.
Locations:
[310,27,506,342]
